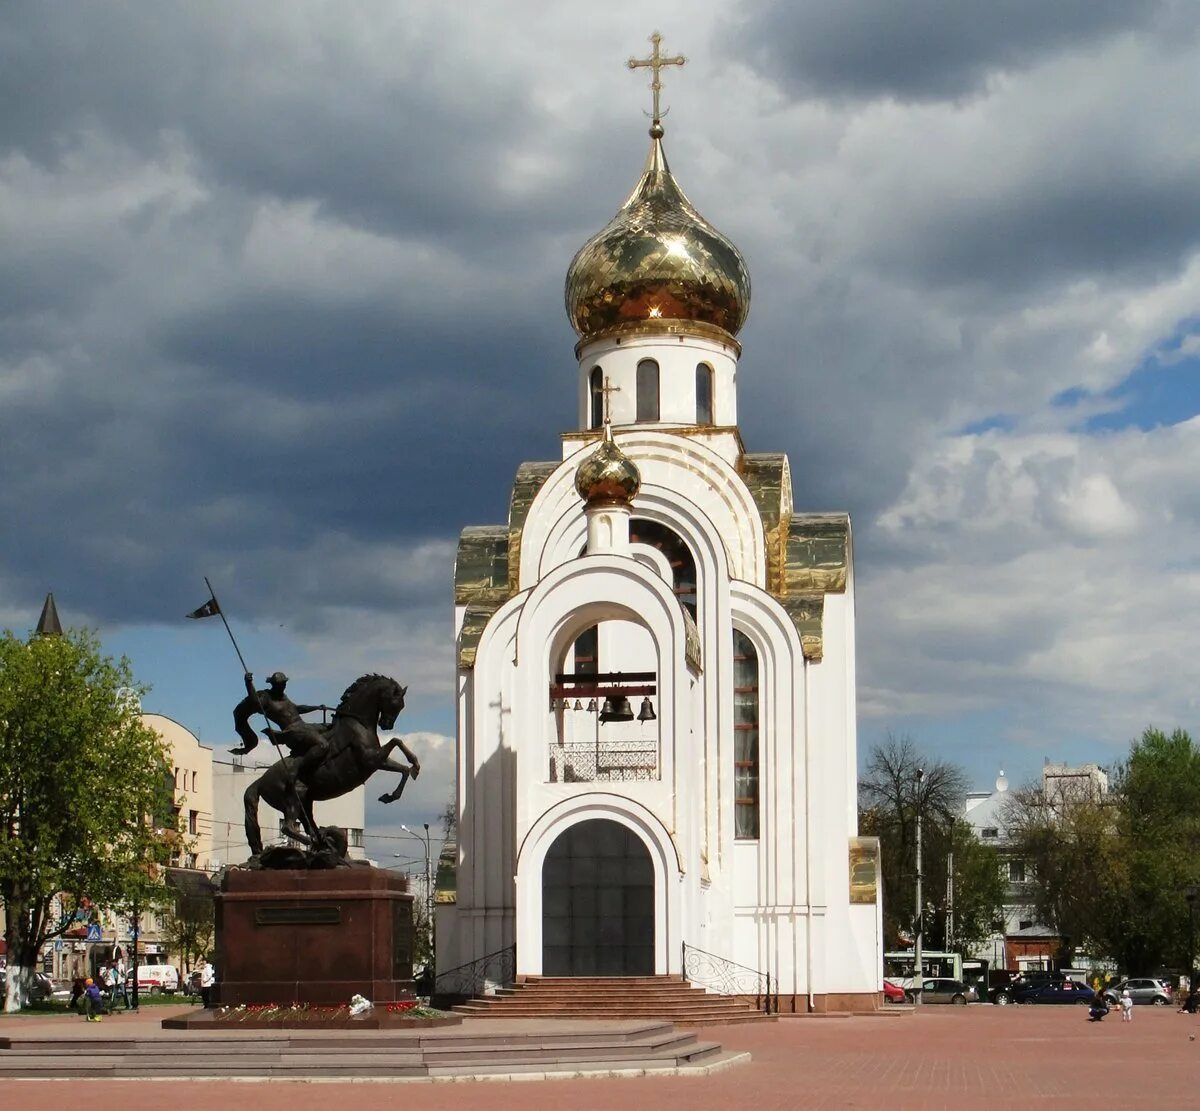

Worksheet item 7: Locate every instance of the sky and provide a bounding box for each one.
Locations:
[4,1,1200,860]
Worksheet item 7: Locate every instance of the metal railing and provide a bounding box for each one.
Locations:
[549,741,658,782]
[681,942,776,1014]
[433,943,516,1001]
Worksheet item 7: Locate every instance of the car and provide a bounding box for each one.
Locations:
[0,970,53,1003]
[1102,978,1172,1007]
[125,958,179,995]
[908,977,976,1005]
[1013,979,1095,1005]
[883,978,906,1004]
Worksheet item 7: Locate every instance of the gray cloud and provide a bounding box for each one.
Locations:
[727,0,1166,101]
[5,1,1200,790]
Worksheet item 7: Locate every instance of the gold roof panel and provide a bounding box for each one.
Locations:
[565,136,750,342]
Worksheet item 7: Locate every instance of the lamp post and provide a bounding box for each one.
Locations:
[1186,886,1198,991]
[400,823,434,964]
[913,768,924,1006]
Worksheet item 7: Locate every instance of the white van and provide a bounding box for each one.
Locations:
[126,958,179,994]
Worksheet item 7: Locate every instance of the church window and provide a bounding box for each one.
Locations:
[630,519,696,619]
[573,625,598,674]
[733,629,760,840]
[696,363,714,424]
[589,366,604,428]
[636,359,660,421]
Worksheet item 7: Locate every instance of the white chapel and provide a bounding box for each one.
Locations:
[439,44,883,1012]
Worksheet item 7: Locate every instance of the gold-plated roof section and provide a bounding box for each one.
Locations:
[508,461,559,594]
[454,526,510,606]
[458,602,503,669]
[738,453,792,596]
[784,514,849,595]
[565,135,751,342]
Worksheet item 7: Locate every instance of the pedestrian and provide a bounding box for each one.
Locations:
[108,958,130,1010]
[81,978,105,1022]
[1120,989,1134,1022]
[199,957,215,1008]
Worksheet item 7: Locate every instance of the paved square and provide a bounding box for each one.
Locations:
[3,1004,1198,1108]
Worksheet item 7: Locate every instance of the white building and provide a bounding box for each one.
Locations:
[437,100,882,1011]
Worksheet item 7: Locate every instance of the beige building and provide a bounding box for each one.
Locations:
[211,756,368,867]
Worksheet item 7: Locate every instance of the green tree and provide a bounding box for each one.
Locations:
[1001,776,1123,965]
[945,820,1007,953]
[1109,727,1200,972]
[0,627,178,1011]
[859,734,968,948]
[161,884,216,975]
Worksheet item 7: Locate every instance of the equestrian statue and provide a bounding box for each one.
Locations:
[236,671,420,866]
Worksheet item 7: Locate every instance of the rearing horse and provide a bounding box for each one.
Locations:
[242,673,419,857]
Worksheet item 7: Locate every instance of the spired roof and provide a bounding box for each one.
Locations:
[565,133,751,343]
[36,592,63,636]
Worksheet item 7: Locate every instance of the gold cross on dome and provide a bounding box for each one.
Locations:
[600,376,621,426]
[627,32,686,126]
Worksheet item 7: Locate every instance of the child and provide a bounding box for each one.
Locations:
[1120,989,1134,1023]
[82,978,105,1022]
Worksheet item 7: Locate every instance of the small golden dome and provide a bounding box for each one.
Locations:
[565,135,750,342]
[575,425,641,505]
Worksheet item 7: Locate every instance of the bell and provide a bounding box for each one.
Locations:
[599,695,634,723]
[586,698,597,712]
[637,697,656,722]
[573,700,584,711]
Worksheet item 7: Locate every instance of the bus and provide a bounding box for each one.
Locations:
[884,950,963,992]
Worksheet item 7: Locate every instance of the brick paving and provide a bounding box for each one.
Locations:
[2,1002,1198,1108]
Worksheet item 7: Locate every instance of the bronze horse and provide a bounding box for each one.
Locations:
[242,673,419,857]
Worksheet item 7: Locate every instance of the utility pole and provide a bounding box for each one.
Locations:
[914,767,924,1006]
[946,850,955,952]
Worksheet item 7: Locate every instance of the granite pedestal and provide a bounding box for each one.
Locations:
[212,867,416,1006]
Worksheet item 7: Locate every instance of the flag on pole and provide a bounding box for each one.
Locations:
[186,598,221,619]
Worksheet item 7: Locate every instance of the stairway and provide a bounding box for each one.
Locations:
[452,976,774,1026]
[0,1022,742,1079]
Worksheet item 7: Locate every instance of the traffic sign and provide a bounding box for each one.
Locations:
[53,940,63,952]
[85,924,102,943]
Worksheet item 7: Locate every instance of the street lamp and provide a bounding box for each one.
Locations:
[399,824,434,966]
[913,768,925,1007]
[1186,886,1198,991]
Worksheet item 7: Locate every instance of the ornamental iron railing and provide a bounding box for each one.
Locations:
[433,943,516,1000]
[549,741,658,783]
[681,942,776,1014]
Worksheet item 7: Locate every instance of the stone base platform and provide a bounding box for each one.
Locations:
[0,1018,745,1080]
[213,866,416,1006]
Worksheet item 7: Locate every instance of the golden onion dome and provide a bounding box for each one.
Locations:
[575,425,641,505]
[565,132,750,343]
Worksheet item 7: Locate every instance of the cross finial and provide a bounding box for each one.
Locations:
[627,32,686,136]
[599,376,621,428]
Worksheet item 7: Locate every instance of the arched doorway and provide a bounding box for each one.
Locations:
[541,819,655,976]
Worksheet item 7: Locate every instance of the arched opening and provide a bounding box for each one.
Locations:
[696,363,714,424]
[636,359,660,422]
[733,629,760,840]
[542,818,655,975]
[589,366,604,428]
[630,518,697,619]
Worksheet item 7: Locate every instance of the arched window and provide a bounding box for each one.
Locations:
[573,625,598,676]
[733,630,760,840]
[696,363,714,425]
[636,359,660,422]
[630,519,696,619]
[589,366,604,428]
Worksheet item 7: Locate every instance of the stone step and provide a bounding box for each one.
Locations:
[0,1020,742,1080]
